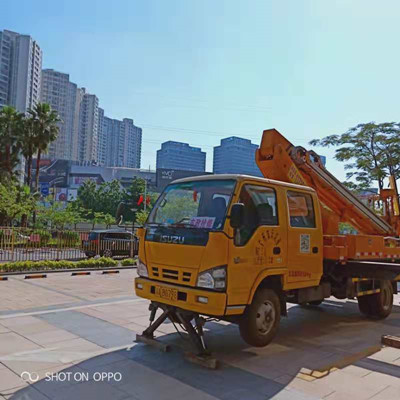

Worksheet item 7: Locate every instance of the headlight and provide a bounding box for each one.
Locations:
[137,259,148,277]
[197,266,227,291]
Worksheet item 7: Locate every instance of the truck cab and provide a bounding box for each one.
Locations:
[135,174,324,347]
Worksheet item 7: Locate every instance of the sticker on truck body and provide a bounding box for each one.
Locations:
[300,234,310,253]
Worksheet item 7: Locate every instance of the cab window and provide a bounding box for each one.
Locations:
[236,185,278,246]
[287,191,315,228]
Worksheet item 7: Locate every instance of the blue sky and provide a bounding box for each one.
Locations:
[2,1,400,179]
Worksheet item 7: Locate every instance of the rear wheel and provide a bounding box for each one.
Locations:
[239,288,280,347]
[308,300,323,306]
[103,249,113,258]
[357,280,393,319]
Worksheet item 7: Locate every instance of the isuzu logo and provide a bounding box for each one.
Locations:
[160,235,185,244]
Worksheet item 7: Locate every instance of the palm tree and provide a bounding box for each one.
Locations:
[28,103,60,191]
[20,116,36,188]
[0,106,24,181]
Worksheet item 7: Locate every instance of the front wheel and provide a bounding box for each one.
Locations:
[239,288,280,347]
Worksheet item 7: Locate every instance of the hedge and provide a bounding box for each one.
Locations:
[0,257,118,273]
[121,258,136,266]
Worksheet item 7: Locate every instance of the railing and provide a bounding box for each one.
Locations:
[0,227,138,263]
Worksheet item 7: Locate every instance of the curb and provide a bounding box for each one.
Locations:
[0,265,136,277]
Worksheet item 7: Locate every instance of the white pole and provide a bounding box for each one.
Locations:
[144,179,147,211]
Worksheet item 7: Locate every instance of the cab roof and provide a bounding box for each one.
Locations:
[171,174,315,192]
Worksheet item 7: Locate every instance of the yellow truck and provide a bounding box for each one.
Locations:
[134,129,400,368]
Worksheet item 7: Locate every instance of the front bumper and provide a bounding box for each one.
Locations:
[135,277,227,316]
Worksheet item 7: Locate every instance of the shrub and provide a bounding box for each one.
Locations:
[32,230,51,246]
[121,258,136,266]
[58,231,80,245]
[0,257,118,273]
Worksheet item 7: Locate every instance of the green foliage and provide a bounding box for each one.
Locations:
[0,183,37,225]
[135,210,149,226]
[0,257,118,273]
[33,229,51,246]
[58,231,80,244]
[309,122,400,190]
[76,180,122,219]
[121,258,136,266]
[0,106,24,181]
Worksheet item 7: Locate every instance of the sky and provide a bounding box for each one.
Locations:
[2,0,400,180]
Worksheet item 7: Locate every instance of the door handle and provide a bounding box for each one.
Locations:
[312,247,318,254]
[273,247,281,255]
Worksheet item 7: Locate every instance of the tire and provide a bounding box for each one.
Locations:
[103,249,113,258]
[358,280,393,319]
[308,300,323,306]
[239,288,281,347]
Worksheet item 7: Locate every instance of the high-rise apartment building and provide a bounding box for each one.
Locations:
[78,90,99,164]
[0,30,42,112]
[213,136,262,176]
[41,69,81,160]
[100,115,142,168]
[156,141,206,172]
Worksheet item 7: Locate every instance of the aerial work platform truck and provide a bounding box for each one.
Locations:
[134,128,400,367]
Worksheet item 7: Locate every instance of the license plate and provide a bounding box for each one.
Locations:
[155,286,178,301]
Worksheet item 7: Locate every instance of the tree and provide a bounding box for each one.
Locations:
[0,183,36,226]
[28,103,60,191]
[0,106,24,181]
[135,210,149,226]
[309,122,400,191]
[20,116,37,188]
[75,179,124,219]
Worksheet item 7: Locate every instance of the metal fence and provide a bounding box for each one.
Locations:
[0,227,139,263]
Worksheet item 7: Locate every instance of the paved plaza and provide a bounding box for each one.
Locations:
[0,270,399,400]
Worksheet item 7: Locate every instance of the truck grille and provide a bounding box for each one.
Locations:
[151,267,193,285]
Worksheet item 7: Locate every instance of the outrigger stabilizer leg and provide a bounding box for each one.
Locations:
[135,302,218,369]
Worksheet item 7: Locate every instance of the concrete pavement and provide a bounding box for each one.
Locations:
[0,270,399,399]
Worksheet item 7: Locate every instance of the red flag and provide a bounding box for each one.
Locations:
[137,195,144,205]
[146,196,151,205]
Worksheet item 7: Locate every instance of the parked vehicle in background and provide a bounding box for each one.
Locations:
[83,229,138,258]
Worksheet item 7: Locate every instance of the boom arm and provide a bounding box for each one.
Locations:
[255,129,395,236]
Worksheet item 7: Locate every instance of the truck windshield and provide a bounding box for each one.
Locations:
[147,179,236,230]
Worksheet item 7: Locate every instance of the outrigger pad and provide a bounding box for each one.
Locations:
[184,351,219,369]
[135,334,171,352]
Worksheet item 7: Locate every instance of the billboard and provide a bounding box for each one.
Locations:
[156,168,211,191]
[31,159,70,187]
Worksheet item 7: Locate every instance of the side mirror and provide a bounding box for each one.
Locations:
[230,203,245,229]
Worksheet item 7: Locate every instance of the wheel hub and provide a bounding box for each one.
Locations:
[255,300,275,335]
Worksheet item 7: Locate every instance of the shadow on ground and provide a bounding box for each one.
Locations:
[10,299,400,400]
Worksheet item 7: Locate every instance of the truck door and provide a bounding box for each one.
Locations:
[228,184,287,306]
[286,189,323,285]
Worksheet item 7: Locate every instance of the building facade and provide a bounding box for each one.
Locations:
[78,90,99,164]
[213,136,262,176]
[156,141,206,172]
[0,30,42,112]
[41,69,81,160]
[99,115,142,168]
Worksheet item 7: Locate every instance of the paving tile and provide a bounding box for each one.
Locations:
[0,332,41,357]
[314,369,388,400]
[2,360,66,376]
[0,324,10,334]
[339,364,371,378]
[38,379,129,400]
[0,367,27,391]
[368,385,400,400]
[27,330,79,345]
